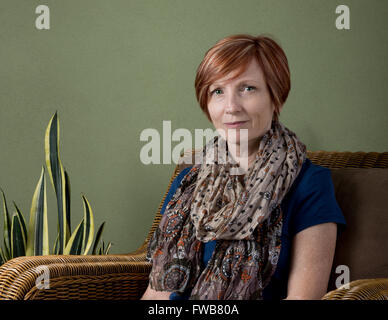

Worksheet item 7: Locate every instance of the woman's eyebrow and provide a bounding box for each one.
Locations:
[237,79,261,84]
[210,79,261,88]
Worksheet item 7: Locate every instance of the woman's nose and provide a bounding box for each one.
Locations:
[225,93,242,114]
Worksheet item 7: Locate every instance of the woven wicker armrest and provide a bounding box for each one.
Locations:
[0,248,151,300]
[322,278,388,300]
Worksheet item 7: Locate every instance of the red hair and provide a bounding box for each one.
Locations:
[194,34,290,122]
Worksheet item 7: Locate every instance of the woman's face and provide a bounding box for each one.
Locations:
[207,58,277,153]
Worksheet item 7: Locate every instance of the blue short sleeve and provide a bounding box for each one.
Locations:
[287,162,346,236]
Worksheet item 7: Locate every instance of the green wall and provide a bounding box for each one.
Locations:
[0,0,387,254]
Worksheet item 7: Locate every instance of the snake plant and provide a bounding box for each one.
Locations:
[0,112,111,265]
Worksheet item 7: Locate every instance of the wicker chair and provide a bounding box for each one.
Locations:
[0,151,387,300]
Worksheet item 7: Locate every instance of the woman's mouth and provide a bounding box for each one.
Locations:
[224,121,248,128]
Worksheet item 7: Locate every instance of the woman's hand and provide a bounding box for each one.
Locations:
[141,284,172,300]
[285,222,337,300]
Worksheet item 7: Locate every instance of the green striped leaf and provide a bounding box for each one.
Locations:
[26,167,49,256]
[45,112,70,253]
[0,247,5,265]
[52,232,59,255]
[1,188,11,259]
[92,222,105,255]
[64,170,71,232]
[13,203,27,247]
[63,219,84,255]
[103,242,112,255]
[2,240,10,261]
[81,194,94,255]
[11,213,26,258]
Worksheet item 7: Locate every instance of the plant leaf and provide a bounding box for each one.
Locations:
[45,112,70,253]
[104,242,112,255]
[63,219,84,255]
[92,222,105,255]
[26,167,49,256]
[1,188,11,257]
[13,203,28,248]
[81,194,94,255]
[0,247,6,265]
[64,170,71,232]
[11,213,26,258]
[52,232,59,255]
[2,240,10,261]
[0,250,5,265]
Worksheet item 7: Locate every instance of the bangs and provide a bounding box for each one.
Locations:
[202,43,257,89]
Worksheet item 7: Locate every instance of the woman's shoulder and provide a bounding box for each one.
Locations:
[296,158,332,184]
[283,158,346,236]
[285,157,339,205]
[281,158,332,200]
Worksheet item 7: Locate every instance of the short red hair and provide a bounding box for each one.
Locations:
[194,34,290,122]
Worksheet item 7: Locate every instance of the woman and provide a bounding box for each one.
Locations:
[141,34,346,300]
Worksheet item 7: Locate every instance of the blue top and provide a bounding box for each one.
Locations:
[160,159,346,300]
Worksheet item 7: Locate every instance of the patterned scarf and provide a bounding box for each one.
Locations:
[146,120,307,300]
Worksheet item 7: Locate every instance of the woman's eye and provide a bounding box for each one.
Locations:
[211,89,223,95]
[244,86,255,92]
